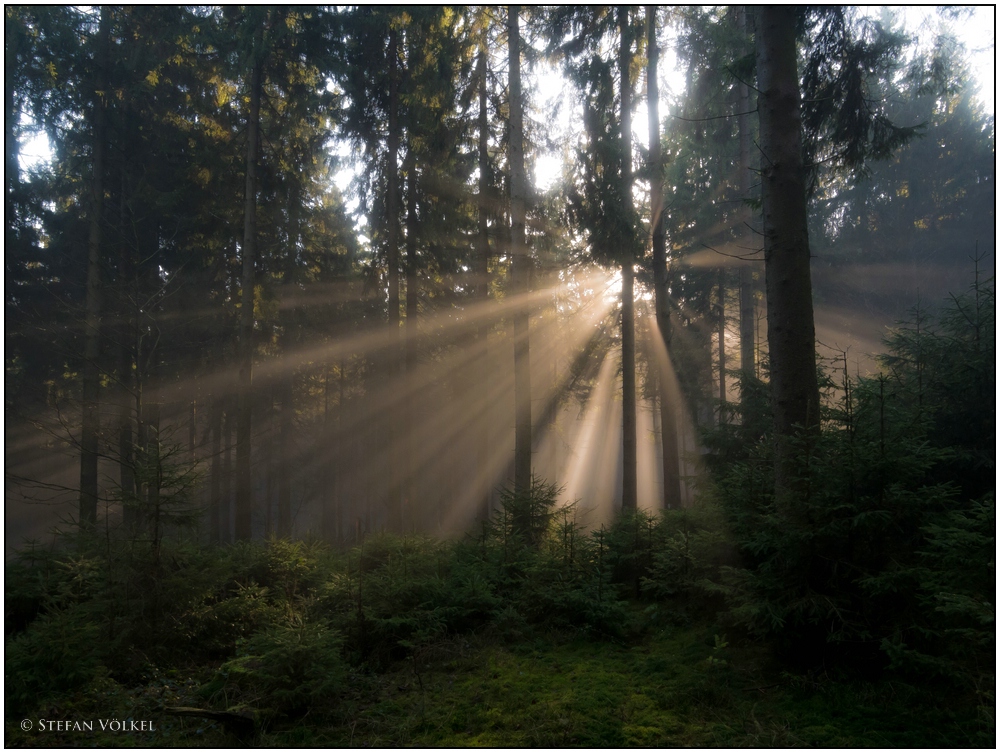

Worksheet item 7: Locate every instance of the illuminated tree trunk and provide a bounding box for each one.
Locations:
[80,6,110,528]
[756,6,820,505]
[476,38,492,520]
[737,5,757,383]
[647,6,682,509]
[403,145,419,532]
[509,6,532,501]
[235,21,263,541]
[387,26,401,333]
[717,270,727,423]
[385,23,404,533]
[619,6,637,512]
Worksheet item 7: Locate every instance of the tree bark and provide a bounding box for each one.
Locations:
[737,5,756,383]
[619,6,637,512]
[476,38,492,521]
[235,21,264,541]
[646,6,682,509]
[717,270,727,423]
[80,6,111,529]
[509,6,532,501]
[221,398,233,543]
[209,398,222,543]
[403,144,419,532]
[755,6,821,505]
[383,23,405,534]
[387,26,401,334]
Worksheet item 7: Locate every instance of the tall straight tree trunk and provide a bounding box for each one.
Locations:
[117,169,137,529]
[221,399,233,543]
[321,368,335,542]
[737,6,756,383]
[402,146,419,532]
[276,177,300,540]
[717,270,727,423]
[509,6,532,502]
[209,398,222,543]
[755,6,820,506]
[619,6,637,512]
[476,39,492,520]
[80,6,111,528]
[277,376,292,537]
[646,6,681,509]
[385,25,404,532]
[263,395,274,538]
[387,26,401,332]
[235,22,264,541]
[5,13,19,246]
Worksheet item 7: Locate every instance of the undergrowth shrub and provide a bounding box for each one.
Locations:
[5,607,102,716]
[704,276,995,691]
[639,504,733,616]
[215,618,346,717]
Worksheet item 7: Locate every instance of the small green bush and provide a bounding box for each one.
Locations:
[216,618,347,717]
[5,607,103,715]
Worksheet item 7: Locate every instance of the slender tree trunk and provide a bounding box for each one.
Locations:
[80,6,111,529]
[387,26,401,332]
[647,6,682,509]
[117,171,137,529]
[403,145,419,533]
[717,270,727,423]
[509,6,532,502]
[277,376,292,537]
[6,12,20,254]
[619,6,637,512]
[737,6,756,384]
[276,176,300,540]
[476,39,492,521]
[210,398,222,543]
[221,399,233,543]
[756,6,821,506]
[321,368,335,542]
[383,23,405,535]
[235,22,264,541]
[143,401,160,522]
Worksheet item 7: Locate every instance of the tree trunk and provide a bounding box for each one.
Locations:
[647,6,682,509]
[143,401,161,537]
[717,270,727,423]
[509,6,532,502]
[80,6,111,529]
[321,368,335,542]
[277,376,292,538]
[117,169,137,530]
[209,398,222,543]
[235,21,264,541]
[737,5,756,384]
[221,398,233,543]
[619,6,637,513]
[6,11,21,254]
[403,144,419,532]
[755,6,821,506]
[476,39,492,521]
[387,26,401,333]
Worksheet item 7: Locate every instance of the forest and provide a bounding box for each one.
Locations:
[4,5,995,747]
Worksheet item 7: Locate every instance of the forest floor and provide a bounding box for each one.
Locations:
[6,615,982,748]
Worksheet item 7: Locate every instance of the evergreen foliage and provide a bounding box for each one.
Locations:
[704,276,994,698]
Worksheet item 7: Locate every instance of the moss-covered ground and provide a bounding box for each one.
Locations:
[6,619,986,748]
